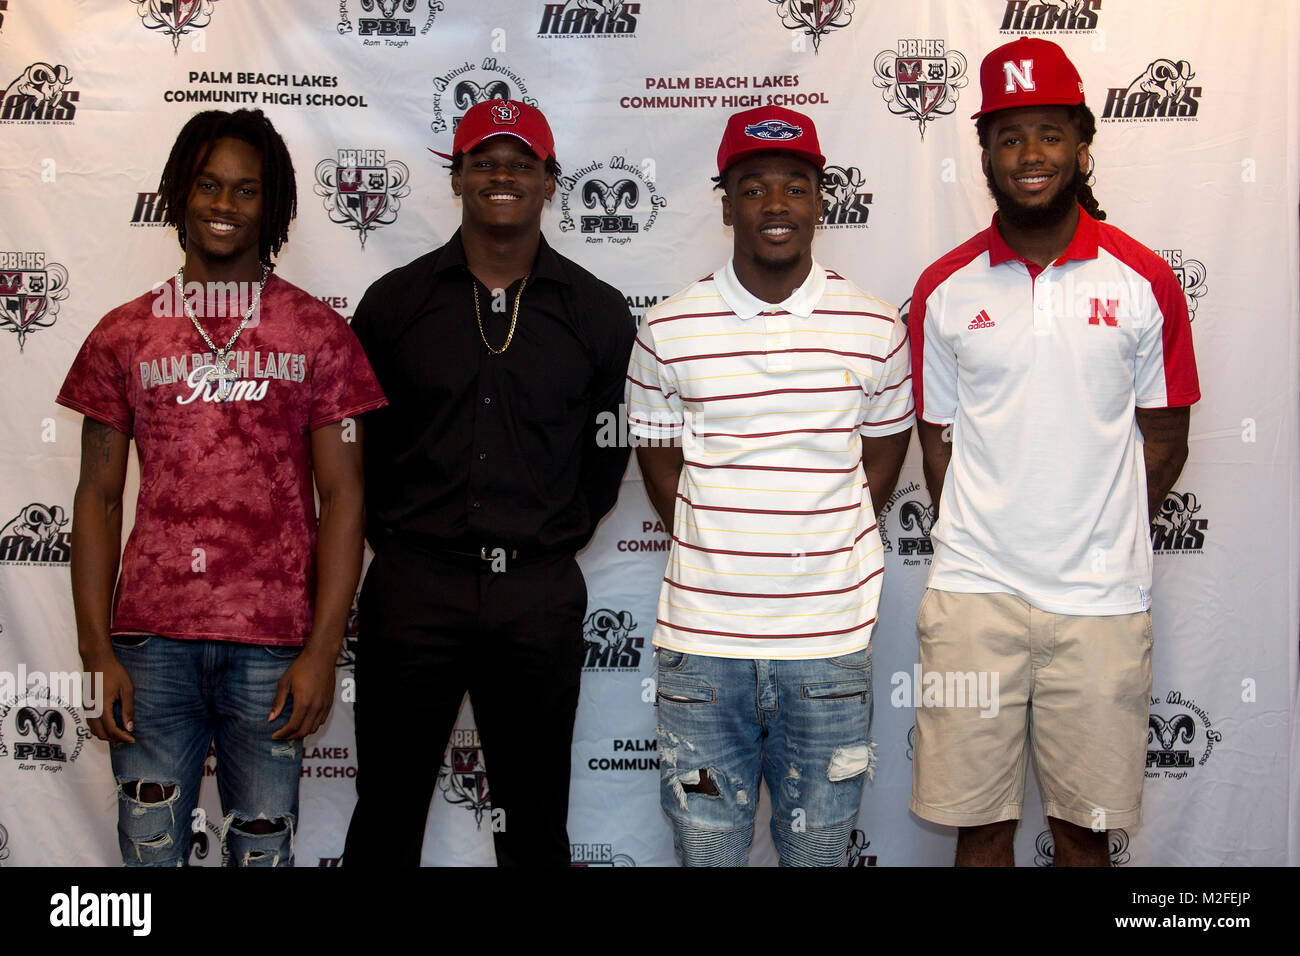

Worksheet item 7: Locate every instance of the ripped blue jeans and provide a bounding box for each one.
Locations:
[108,634,302,867]
[655,647,875,867]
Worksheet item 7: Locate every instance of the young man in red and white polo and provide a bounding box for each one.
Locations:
[629,106,913,866]
[908,38,1199,865]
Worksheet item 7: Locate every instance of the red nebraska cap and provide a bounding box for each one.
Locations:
[972,37,1086,119]
[716,105,825,175]
[429,99,556,163]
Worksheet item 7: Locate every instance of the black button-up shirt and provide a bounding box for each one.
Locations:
[350,230,635,556]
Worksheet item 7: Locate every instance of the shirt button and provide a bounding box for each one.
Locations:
[483,397,491,405]
[471,501,481,510]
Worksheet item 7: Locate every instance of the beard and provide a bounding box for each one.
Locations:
[985,160,1081,231]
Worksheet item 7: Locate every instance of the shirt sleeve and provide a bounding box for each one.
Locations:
[624,314,683,441]
[909,280,958,425]
[308,314,389,430]
[56,318,134,435]
[1135,263,1200,408]
[860,311,915,436]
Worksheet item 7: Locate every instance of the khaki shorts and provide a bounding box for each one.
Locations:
[909,589,1153,829]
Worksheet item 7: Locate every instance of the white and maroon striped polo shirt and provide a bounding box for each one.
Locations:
[910,208,1200,615]
[626,258,914,659]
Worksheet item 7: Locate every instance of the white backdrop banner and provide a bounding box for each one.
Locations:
[0,0,1296,866]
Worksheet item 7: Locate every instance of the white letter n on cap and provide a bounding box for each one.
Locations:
[1003,59,1035,93]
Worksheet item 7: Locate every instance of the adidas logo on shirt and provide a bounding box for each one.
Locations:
[967,309,995,330]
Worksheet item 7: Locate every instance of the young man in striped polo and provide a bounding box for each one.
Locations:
[627,106,914,866]
[908,39,1198,865]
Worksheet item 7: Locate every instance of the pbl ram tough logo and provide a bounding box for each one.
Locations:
[557,156,666,244]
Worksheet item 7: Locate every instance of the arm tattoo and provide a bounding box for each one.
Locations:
[86,420,115,467]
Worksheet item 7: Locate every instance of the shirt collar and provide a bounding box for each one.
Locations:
[985,204,1101,269]
[432,229,570,285]
[713,257,826,320]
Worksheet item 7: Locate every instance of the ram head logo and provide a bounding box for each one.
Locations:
[0,503,69,544]
[15,706,65,743]
[1136,59,1195,105]
[360,0,416,17]
[1148,713,1195,751]
[3,63,72,108]
[821,165,866,212]
[898,500,936,537]
[1152,492,1200,537]
[576,0,626,15]
[582,609,637,654]
[453,80,511,111]
[582,179,639,216]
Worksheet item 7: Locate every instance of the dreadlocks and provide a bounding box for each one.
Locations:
[976,103,1106,222]
[159,109,297,264]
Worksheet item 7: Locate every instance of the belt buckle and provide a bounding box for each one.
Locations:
[479,546,519,561]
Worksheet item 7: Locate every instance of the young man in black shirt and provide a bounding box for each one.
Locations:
[343,100,636,866]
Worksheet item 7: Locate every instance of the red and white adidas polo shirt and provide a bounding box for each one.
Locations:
[626,259,914,659]
[910,208,1199,615]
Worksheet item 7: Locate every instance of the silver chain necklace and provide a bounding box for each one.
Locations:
[175,265,267,401]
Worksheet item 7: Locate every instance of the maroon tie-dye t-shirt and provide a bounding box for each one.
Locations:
[57,273,387,646]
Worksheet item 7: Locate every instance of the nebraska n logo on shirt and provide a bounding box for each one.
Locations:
[1088,298,1119,326]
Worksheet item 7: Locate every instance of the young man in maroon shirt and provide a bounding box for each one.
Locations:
[58,109,385,866]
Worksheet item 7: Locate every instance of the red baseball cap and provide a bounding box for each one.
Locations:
[971,37,1086,119]
[716,105,825,175]
[429,99,556,163]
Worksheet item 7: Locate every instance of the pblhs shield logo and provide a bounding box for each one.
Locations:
[1151,491,1207,553]
[570,843,636,866]
[1102,59,1200,121]
[582,608,644,670]
[0,258,69,352]
[1156,249,1207,321]
[1034,828,1130,866]
[0,503,72,564]
[873,40,968,139]
[131,0,214,54]
[1147,690,1220,777]
[744,119,803,141]
[438,731,492,826]
[769,0,854,53]
[490,101,521,125]
[1,63,78,122]
[844,829,877,867]
[819,165,871,228]
[314,149,411,249]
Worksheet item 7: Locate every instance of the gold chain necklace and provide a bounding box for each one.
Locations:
[472,274,529,355]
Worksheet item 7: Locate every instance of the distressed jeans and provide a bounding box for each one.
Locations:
[108,634,303,866]
[655,647,875,866]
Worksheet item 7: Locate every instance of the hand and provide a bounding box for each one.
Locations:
[269,649,336,740]
[84,652,136,744]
